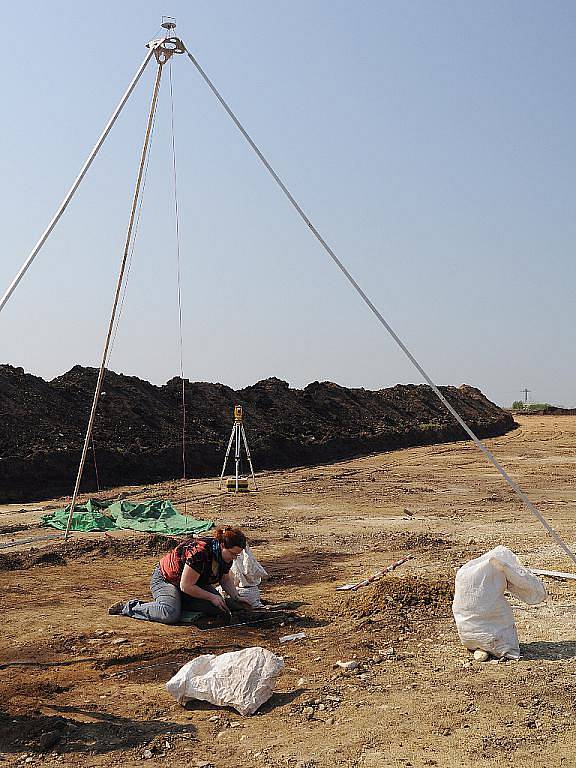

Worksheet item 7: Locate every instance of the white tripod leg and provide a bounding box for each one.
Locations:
[0,47,157,316]
[235,423,241,492]
[219,426,235,489]
[241,424,258,490]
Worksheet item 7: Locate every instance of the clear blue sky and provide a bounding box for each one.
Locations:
[1,1,574,407]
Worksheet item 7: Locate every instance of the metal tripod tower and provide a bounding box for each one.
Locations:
[2,19,576,565]
[219,405,258,492]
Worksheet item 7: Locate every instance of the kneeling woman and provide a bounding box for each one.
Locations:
[109,526,251,624]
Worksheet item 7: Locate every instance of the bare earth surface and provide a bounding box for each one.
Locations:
[1,415,576,768]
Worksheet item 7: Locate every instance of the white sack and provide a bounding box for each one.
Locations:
[236,585,264,608]
[165,646,284,716]
[452,545,546,660]
[230,546,268,588]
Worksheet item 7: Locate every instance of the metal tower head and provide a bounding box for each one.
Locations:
[146,34,186,64]
[161,16,177,31]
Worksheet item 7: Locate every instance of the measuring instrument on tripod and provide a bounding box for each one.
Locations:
[218,405,258,492]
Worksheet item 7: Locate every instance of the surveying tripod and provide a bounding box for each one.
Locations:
[218,405,258,492]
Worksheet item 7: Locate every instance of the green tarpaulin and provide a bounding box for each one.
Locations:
[41,498,213,535]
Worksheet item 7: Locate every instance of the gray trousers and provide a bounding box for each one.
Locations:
[121,565,222,624]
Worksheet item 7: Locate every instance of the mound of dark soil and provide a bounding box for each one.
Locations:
[340,576,454,619]
[0,533,178,571]
[384,533,450,551]
[0,365,516,502]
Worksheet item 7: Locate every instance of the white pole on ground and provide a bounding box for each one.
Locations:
[64,57,165,541]
[0,47,158,315]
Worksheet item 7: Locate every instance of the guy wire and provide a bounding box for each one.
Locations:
[168,59,188,498]
[184,48,576,565]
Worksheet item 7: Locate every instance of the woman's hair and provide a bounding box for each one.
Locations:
[214,526,247,550]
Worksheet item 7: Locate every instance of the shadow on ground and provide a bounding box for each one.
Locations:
[0,707,196,754]
[520,640,576,660]
[183,687,303,715]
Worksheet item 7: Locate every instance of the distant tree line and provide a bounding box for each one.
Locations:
[511,401,552,411]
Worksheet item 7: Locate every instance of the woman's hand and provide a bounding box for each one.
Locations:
[210,593,231,614]
[219,573,251,608]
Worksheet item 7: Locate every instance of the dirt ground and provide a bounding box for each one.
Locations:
[2,415,576,768]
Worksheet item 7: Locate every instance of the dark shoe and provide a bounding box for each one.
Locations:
[108,601,125,616]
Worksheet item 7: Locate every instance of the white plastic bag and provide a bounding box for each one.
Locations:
[229,546,268,607]
[165,647,284,716]
[230,546,268,587]
[236,585,265,608]
[452,545,546,660]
